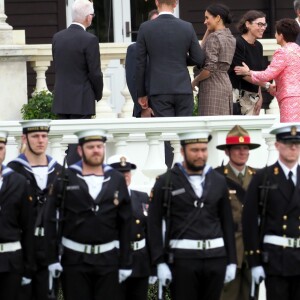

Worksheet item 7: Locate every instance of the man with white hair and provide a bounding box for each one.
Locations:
[52,0,103,164]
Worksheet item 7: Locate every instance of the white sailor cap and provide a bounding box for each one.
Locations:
[107,154,137,172]
[270,123,300,143]
[20,119,51,134]
[178,130,212,145]
[0,131,8,144]
[74,129,107,145]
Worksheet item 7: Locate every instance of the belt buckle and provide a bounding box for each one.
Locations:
[90,245,100,254]
[84,245,91,254]
[0,244,3,252]
[131,241,137,250]
[197,240,202,249]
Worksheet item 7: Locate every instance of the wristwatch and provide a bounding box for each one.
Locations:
[265,82,271,91]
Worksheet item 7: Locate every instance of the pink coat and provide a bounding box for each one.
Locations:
[251,42,300,122]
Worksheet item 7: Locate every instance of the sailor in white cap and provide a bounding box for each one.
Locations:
[108,154,156,300]
[45,129,132,300]
[147,130,237,300]
[243,124,300,300]
[0,131,34,300]
[8,119,62,300]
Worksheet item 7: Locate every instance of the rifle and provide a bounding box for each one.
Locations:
[250,166,276,299]
[48,156,68,299]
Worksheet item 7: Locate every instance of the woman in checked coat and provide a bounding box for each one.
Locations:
[192,3,236,116]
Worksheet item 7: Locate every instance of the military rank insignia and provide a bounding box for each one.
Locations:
[274,167,279,175]
[142,203,149,216]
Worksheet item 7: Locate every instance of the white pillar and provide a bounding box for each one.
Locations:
[112,133,129,155]
[170,139,181,166]
[48,135,66,165]
[142,132,167,179]
[30,60,51,94]
[95,59,117,118]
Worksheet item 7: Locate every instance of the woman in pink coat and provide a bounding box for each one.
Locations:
[235,18,300,122]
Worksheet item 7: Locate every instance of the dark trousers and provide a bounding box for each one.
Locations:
[169,257,227,300]
[0,272,21,300]
[150,94,194,168]
[265,274,300,300]
[61,268,120,300]
[120,276,148,300]
[56,114,92,166]
[17,266,55,300]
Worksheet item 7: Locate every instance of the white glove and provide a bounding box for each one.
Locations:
[157,263,172,286]
[48,262,63,278]
[224,264,237,283]
[21,277,32,286]
[251,266,265,284]
[148,276,158,285]
[119,269,132,283]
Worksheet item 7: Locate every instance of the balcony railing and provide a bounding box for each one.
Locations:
[0,40,281,121]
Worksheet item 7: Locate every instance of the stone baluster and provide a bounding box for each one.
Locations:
[112,133,129,155]
[48,135,67,165]
[30,60,51,94]
[119,58,133,118]
[95,58,117,118]
[0,0,13,44]
[5,136,20,163]
[142,132,167,180]
[262,129,277,166]
[170,139,181,166]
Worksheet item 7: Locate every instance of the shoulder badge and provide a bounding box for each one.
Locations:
[274,167,279,175]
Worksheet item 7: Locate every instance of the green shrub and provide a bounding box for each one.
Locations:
[21,90,56,120]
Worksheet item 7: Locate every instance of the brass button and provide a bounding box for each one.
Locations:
[283,215,288,220]
[256,250,260,254]
[283,234,286,237]
[250,250,254,255]
[137,234,141,239]
[245,251,248,255]
[283,225,287,230]
[136,219,140,224]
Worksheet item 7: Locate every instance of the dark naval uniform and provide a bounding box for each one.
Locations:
[216,164,256,300]
[120,189,152,300]
[0,165,34,300]
[45,162,132,300]
[148,163,236,300]
[243,162,300,300]
[8,154,62,300]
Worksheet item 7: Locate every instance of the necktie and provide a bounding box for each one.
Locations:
[288,171,295,188]
[238,172,244,186]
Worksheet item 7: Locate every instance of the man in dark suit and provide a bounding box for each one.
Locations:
[125,9,158,118]
[243,124,300,300]
[147,131,237,300]
[108,154,156,300]
[52,0,103,165]
[136,0,205,167]
[45,129,132,300]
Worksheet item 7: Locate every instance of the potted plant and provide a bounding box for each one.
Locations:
[21,90,57,120]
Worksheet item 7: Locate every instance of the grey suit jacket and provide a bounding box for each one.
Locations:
[136,14,205,97]
[52,24,103,115]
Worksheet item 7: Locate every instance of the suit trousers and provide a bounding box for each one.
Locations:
[149,94,194,168]
[265,274,300,300]
[220,263,253,300]
[169,257,227,300]
[61,268,120,300]
[0,272,21,300]
[119,276,149,300]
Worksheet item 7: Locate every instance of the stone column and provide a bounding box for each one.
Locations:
[95,58,117,118]
[30,60,51,94]
[0,0,13,44]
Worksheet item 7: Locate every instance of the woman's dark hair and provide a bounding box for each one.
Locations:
[206,3,232,25]
[276,18,300,43]
[237,10,266,34]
